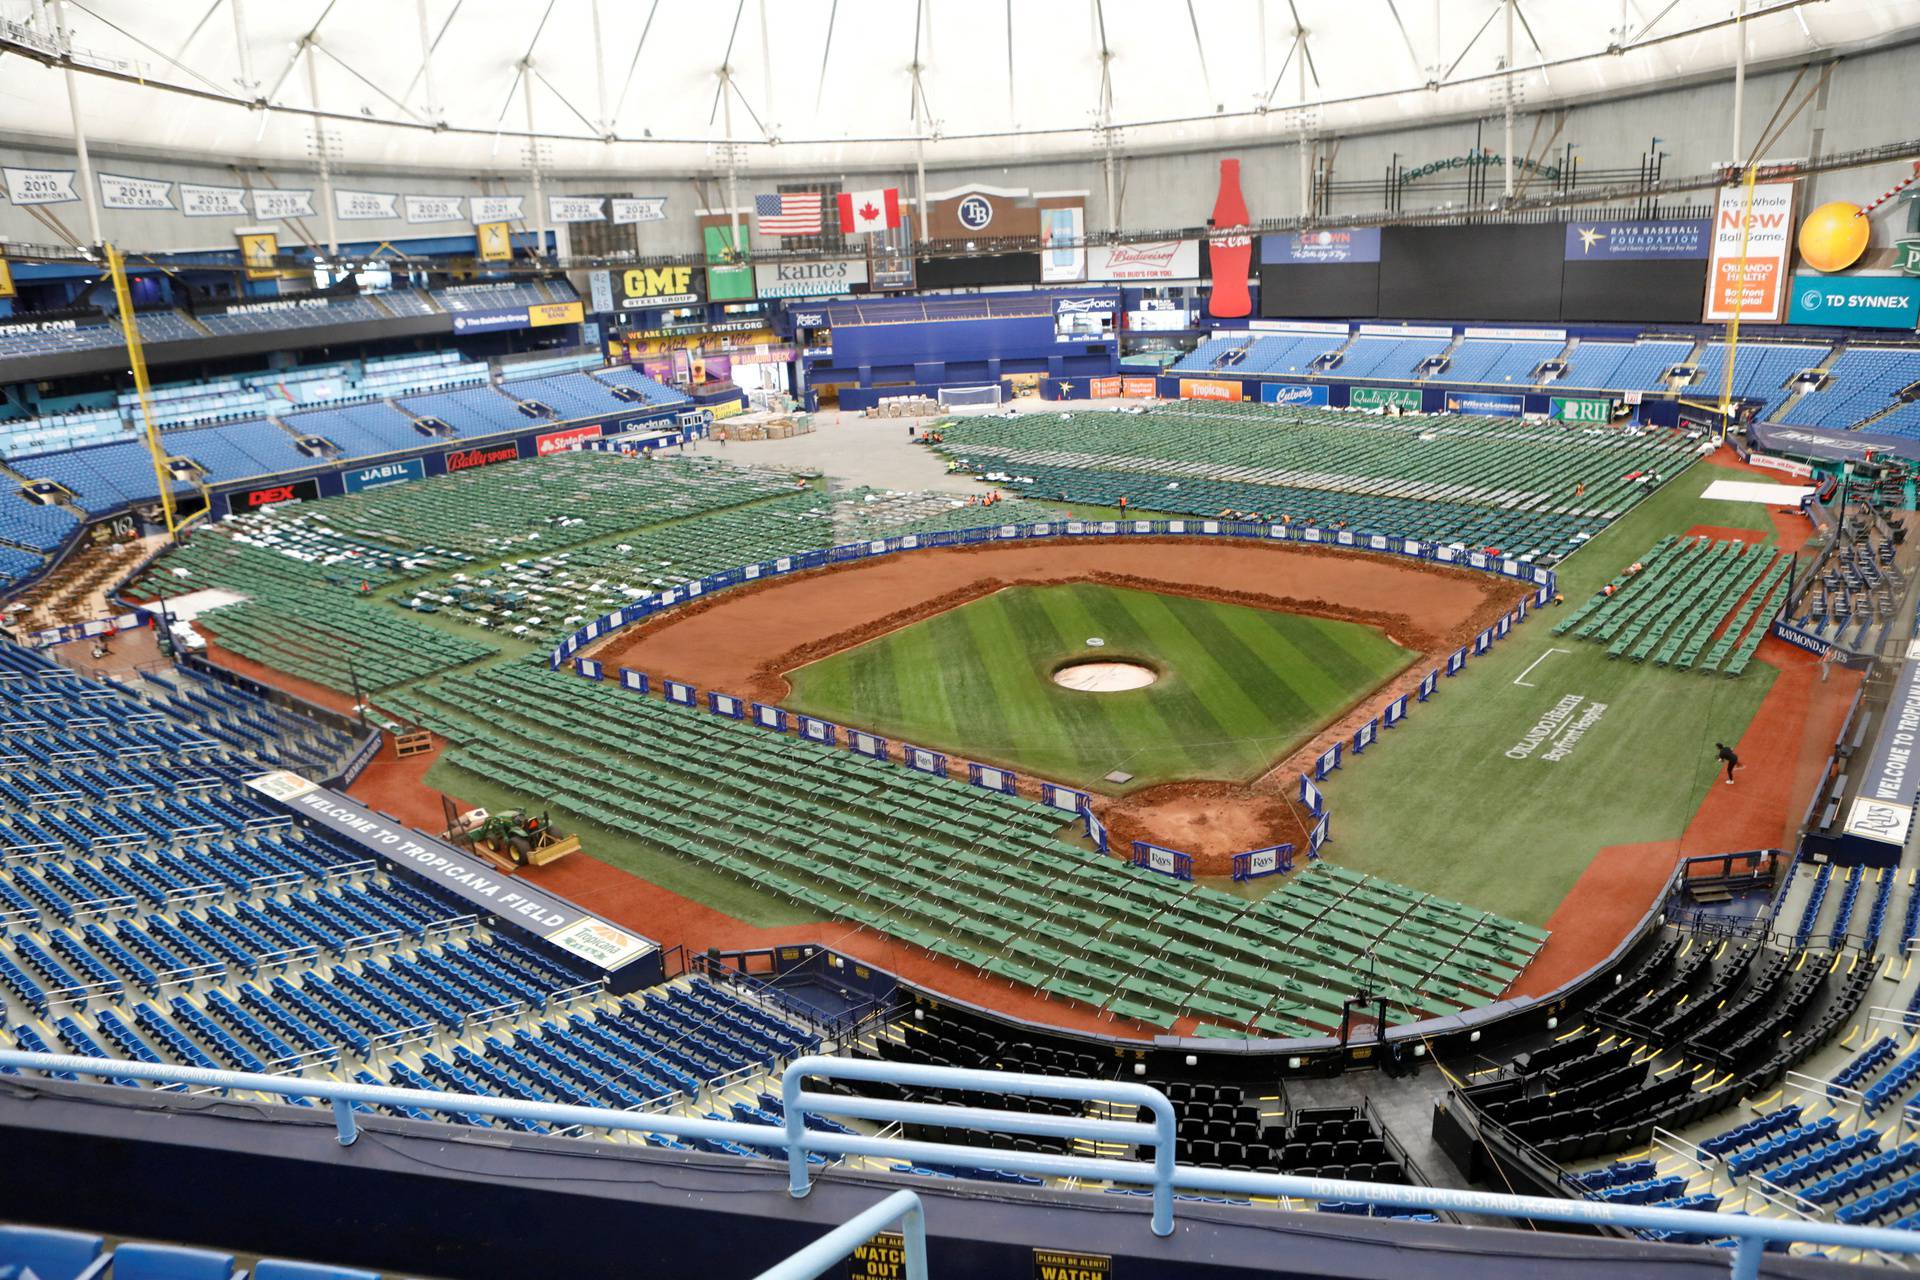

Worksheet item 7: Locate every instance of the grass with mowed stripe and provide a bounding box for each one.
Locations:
[783,582,1416,791]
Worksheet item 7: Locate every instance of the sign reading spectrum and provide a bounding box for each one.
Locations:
[1785,274,1920,330]
[1703,181,1797,323]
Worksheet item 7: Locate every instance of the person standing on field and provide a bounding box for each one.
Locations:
[1716,742,1740,785]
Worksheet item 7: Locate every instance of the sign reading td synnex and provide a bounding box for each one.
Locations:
[1786,275,1920,330]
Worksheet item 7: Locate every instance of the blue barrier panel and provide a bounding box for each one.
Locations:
[708,691,745,719]
[1298,774,1324,816]
[1535,584,1553,607]
[1352,719,1378,753]
[967,762,1017,795]
[664,679,697,706]
[1041,782,1092,815]
[797,550,830,569]
[958,527,991,543]
[619,667,650,694]
[1309,813,1330,857]
[1314,741,1342,780]
[1446,648,1468,676]
[902,744,949,778]
[848,729,889,760]
[1495,615,1512,639]
[1231,843,1294,881]
[1130,840,1194,882]
[1383,695,1409,727]
[798,715,839,746]
[1515,597,1529,622]
[751,702,789,733]
[573,658,603,680]
[925,529,959,547]
[1418,670,1439,701]
[1086,809,1109,854]
[1473,629,1494,655]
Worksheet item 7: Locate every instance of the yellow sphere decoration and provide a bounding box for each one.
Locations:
[1797,200,1871,273]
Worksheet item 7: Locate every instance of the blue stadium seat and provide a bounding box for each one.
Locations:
[106,1243,235,1279]
[250,1259,381,1280]
[0,1225,108,1280]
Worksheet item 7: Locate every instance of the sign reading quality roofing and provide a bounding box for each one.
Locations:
[246,771,656,970]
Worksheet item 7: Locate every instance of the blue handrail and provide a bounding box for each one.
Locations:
[752,1190,926,1280]
[4,1050,1920,1277]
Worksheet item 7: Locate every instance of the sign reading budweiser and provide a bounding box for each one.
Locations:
[225,476,319,516]
[1088,240,1200,282]
[535,424,604,455]
[445,442,520,473]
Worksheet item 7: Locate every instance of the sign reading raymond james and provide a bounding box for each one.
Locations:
[244,771,656,970]
[754,258,868,298]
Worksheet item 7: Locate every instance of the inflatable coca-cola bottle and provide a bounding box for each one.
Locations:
[1207,158,1253,319]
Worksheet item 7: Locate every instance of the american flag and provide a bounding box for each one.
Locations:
[755,192,822,236]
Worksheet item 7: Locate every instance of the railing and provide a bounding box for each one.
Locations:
[7,1051,1920,1276]
[753,1190,926,1280]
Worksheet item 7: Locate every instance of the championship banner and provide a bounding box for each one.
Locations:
[334,189,399,221]
[1703,180,1797,323]
[251,188,316,220]
[476,221,513,262]
[236,231,279,280]
[611,197,668,224]
[181,183,248,217]
[404,193,466,224]
[548,195,606,223]
[0,256,12,300]
[99,173,173,211]
[3,167,78,206]
[472,195,525,224]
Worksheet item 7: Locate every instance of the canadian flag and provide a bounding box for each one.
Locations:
[837,187,901,235]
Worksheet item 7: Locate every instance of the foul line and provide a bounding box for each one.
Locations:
[1513,649,1570,688]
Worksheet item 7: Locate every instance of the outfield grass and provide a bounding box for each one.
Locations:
[784,582,1416,790]
[1317,459,1788,925]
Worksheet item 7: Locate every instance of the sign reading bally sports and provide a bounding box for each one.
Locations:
[445,441,521,473]
[1088,241,1200,282]
[536,424,604,455]
[618,265,702,309]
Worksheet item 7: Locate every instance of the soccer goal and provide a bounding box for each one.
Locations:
[937,384,1005,414]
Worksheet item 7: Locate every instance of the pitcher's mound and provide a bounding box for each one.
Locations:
[1053,659,1158,692]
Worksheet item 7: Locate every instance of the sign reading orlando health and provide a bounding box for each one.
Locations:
[754,259,868,298]
[1703,181,1797,323]
[619,265,702,309]
[1261,228,1381,264]
[225,476,320,516]
[342,458,425,494]
[1785,274,1920,330]
[1563,219,1710,260]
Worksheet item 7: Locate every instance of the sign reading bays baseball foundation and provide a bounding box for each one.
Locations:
[1703,181,1797,323]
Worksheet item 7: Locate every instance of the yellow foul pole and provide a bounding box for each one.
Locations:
[105,242,178,539]
[1717,165,1759,440]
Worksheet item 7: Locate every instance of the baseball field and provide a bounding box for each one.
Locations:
[783,581,1417,789]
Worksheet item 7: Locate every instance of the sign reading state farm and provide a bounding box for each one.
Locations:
[536,424,604,455]
[619,265,702,309]
[754,259,867,298]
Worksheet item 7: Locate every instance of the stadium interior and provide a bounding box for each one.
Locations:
[6,1,1920,1276]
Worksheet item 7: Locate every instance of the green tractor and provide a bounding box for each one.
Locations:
[446,805,580,867]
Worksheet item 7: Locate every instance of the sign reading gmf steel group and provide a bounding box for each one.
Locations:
[618,264,703,309]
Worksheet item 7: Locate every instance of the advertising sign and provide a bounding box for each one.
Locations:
[1089,376,1122,397]
[529,300,586,327]
[450,308,531,334]
[1040,205,1088,283]
[342,458,426,494]
[1551,396,1614,423]
[1261,228,1381,264]
[1444,391,1524,416]
[1088,240,1200,282]
[1121,376,1158,398]
[536,424,604,455]
[445,441,521,473]
[225,476,320,516]
[753,259,868,298]
[1563,219,1711,260]
[1260,382,1330,406]
[236,231,279,281]
[619,265,702,309]
[1178,378,1242,402]
[1703,181,1797,322]
[1349,386,1422,411]
[1785,274,1920,330]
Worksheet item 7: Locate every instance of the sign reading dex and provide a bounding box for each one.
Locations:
[225,477,319,515]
